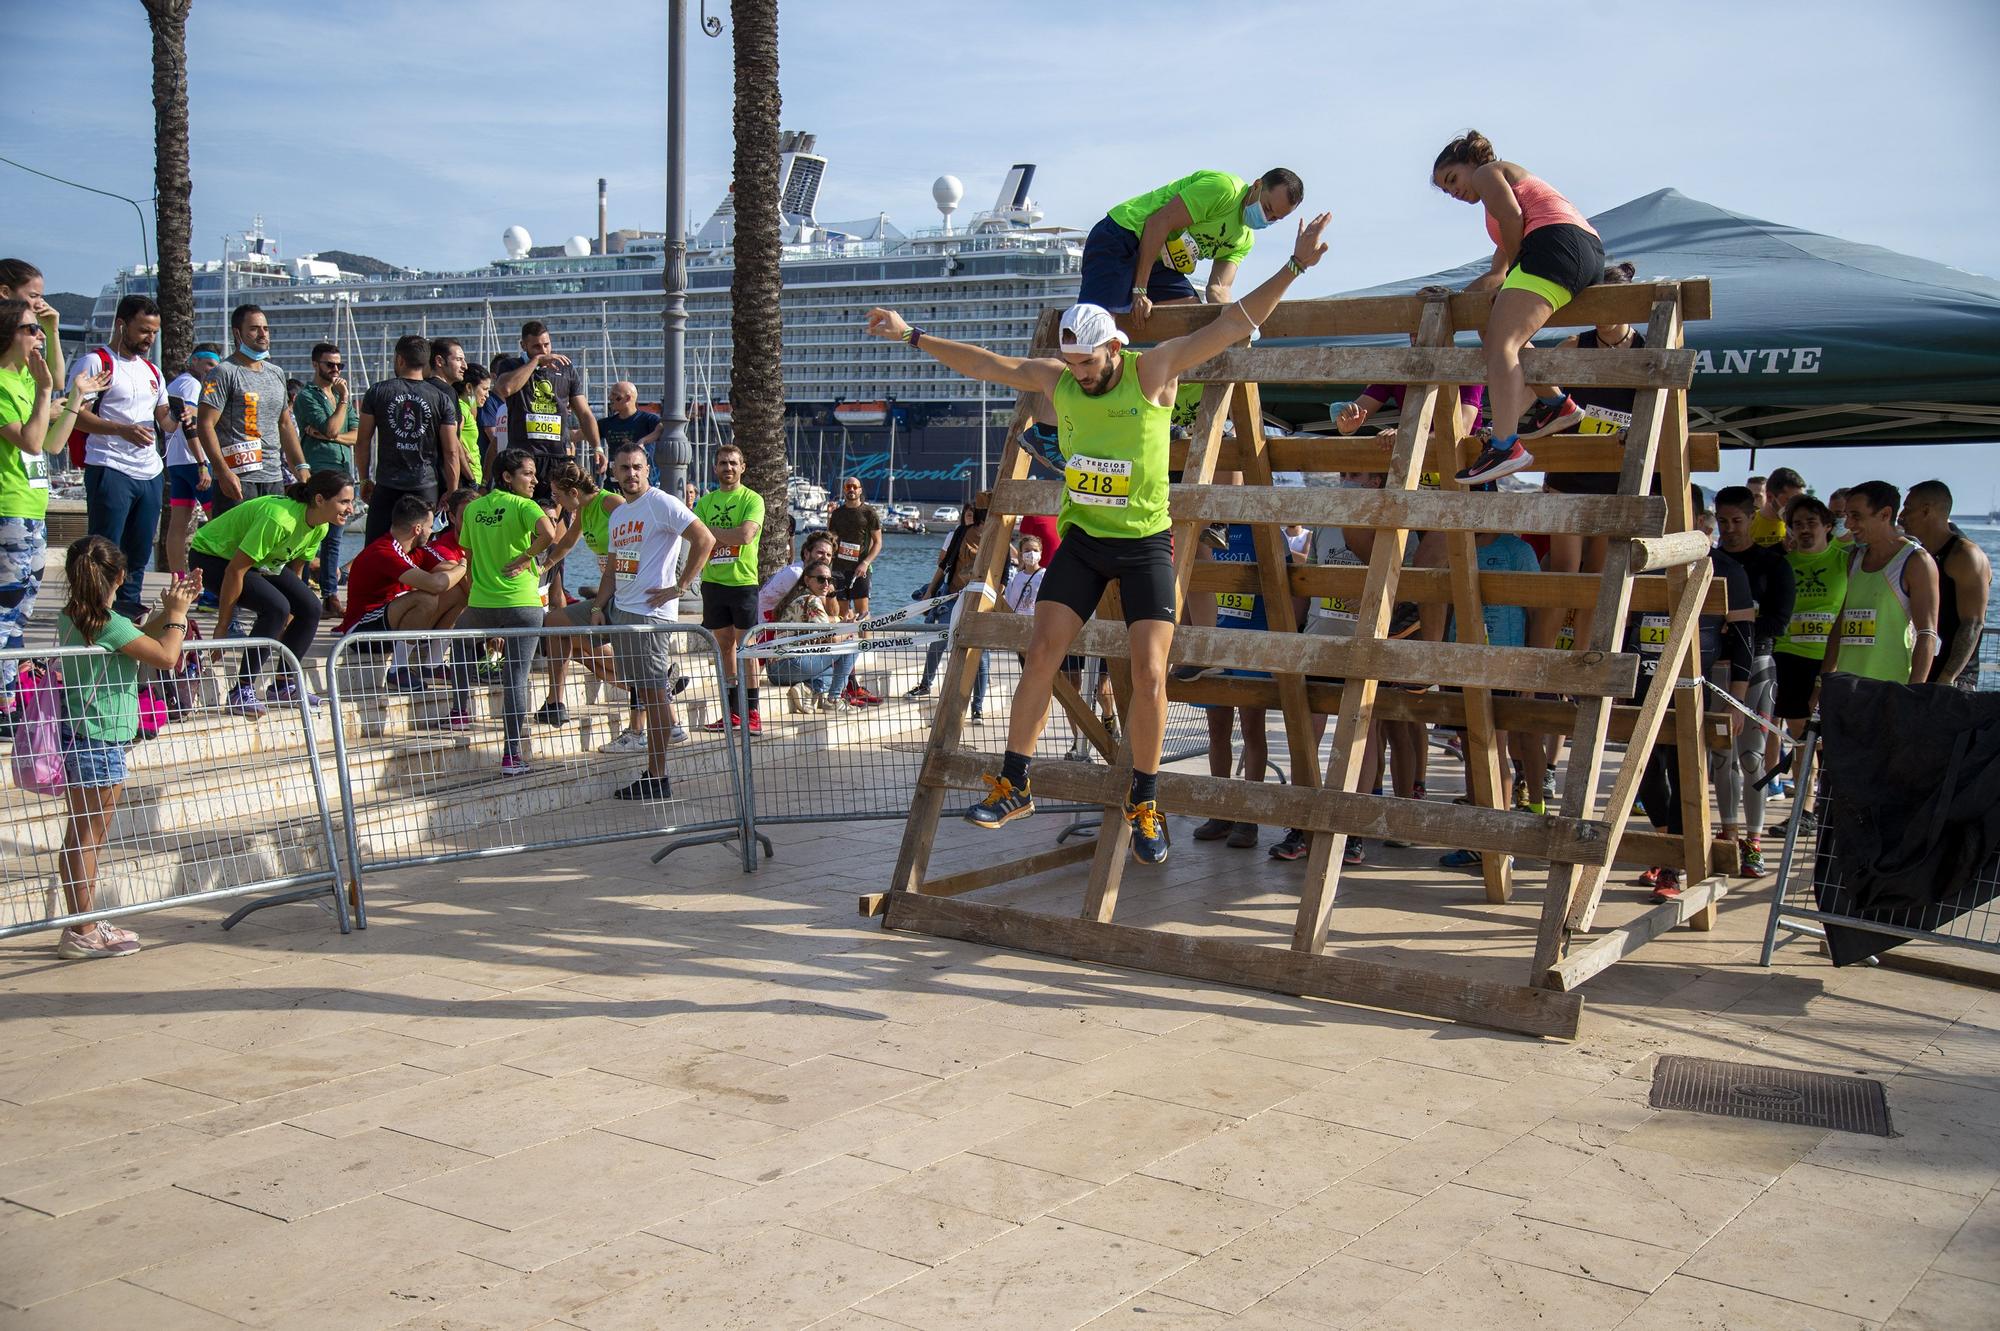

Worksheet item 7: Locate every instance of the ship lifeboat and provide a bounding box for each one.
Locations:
[833,399,888,427]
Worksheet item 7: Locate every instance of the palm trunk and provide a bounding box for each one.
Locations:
[144,0,195,372]
[729,0,788,575]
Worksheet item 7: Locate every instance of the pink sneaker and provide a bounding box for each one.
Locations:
[444,708,472,731]
[57,925,140,960]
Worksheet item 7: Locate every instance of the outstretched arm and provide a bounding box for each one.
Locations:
[1140,212,1332,394]
[866,309,1064,397]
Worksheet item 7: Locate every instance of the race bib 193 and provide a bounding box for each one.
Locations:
[1065,455,1131,507]
[1215,592,1255,621]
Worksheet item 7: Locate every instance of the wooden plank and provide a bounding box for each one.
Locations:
[1170,675,1730,750]
[1121,279,1711,343]
[888,309,1060,898]
[1628,531,1713,573]
[990,479,1667,537]
[919,839,1097,900]
[885,892,1584,1040]
[1530,295,1683,983]
[1168,432,1722,476]
[1544,877,1731,992]
[1188,564,1730,615]
[1181,346,1696,391]
[1614,829,1736,870]
[957,612,1641,697]
[859,892,888,917]
[1566,564,1712,931]
[1661,382,1716,911]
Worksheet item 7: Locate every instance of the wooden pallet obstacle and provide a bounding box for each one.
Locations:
[878,282,1719,1039]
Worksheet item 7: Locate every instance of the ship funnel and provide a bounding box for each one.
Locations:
[597,177,608,255]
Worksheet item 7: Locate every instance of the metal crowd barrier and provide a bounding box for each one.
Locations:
[324,621,753,922]
[0,638,348,941]
[1761,730,2000,965]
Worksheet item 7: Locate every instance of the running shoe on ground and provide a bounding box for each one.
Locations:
[194,590,220,610]
[1383,837,1416,849]
[614,774,673,802]
[1411,782,1427,801]
[1126,800,1170,865]
[1650,869,1684,904]
[387,667,431,693]
[1456,436,1534,484]
[1344,839,1365,865]
[500,754,532,776]
[322,594,343,616]
[443,708,472,731]
[1542,769,1559,804]
[1270,828,1309,861]
[746,709,763,736]
[969,709,984,724]
[667,724,688,743]
[600,728,648,754]
[1739,837,1768,878]
[1193,817,1234,842]
[266,680,321,707]
[1638,865,1663,888]
[703,713,741,732]
[533,700,570,727]
[1170,663,1220,683]
[1517,394,1583,440]
[1227,821,1259,849]
[965,775,1034,829]
[845,682,882,706]
[56,925,140,960]
[1063,735,1094,763]
[225,685,266,717]
[1771,810,1818,837]
[1511,775,1531,811]
[1441,848,1483,869]
[904,682,932,699]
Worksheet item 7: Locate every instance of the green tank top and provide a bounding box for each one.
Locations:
[1777,544,1848,661]
[457,398,483,487]
[1052,349,1172,541]
[578,490,612,556]
[1837,539,1918,683]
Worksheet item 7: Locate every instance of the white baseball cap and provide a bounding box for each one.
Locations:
[1058,303,1124,355]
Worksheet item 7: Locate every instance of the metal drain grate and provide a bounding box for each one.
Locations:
[1650,1055,1894,1137]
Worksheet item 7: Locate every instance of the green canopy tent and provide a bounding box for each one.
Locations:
[1279,189,2000,450]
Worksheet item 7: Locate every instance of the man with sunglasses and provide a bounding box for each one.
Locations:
[295,342,359,613]
[826,475,882,621]
[865,209,1331,865]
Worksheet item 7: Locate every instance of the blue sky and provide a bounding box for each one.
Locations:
[7,0,1999,502]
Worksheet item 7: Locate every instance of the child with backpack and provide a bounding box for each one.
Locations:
[49,537,200,959]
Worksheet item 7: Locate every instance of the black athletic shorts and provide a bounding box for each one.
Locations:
[1544,470,1620,496]
[1772,650,1819,721]
[700,582,758,631]
[1514,223,1606,301]
[1039,528,1178,626]
[831,567,871,601]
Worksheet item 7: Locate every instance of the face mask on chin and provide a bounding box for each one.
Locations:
[237,342,269,362]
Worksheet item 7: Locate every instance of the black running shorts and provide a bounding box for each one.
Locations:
[1039,528,1178,626]
[1515,223,1606,301]
[1772,650,1819,722]
[700,581,758,631]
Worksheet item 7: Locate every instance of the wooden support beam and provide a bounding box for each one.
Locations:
[1120,279,1711,342]
[1544,877,1731,992]
[923,751,1616,866]
[1628,531,1713,573]
[957,612,1641,698]
[1182,346,1696,391]
[1168,432,1722,477]
[990,479,1667,538]
[1613,829,1736,871]
[916,839,1098,902]
[1187,564,1730,616]
[885,892,1584,1039]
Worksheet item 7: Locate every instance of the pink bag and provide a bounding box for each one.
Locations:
[9,663,65,796]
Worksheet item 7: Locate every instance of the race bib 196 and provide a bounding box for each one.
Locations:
[1065,455,1131,507]
[1787,611,1836,645]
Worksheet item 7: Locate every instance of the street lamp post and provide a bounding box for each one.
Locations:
[657,0,719,498]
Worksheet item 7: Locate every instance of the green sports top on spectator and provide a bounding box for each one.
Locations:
[457,398,483,487]
[578,490,613,557]
[459,489,546,608]
[1107,170,1255,266]
[0,366,48,520]
[58,610,143,742]
[694,485,764,586]
[292,382,359,477]
[189,495,315,569]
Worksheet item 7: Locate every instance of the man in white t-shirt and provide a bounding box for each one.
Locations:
[162,344,223,578]
[70,294,171,616]
[600,439,715,801]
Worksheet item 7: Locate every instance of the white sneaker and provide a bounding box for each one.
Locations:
[667,724,689,743]
[599,728,648,754]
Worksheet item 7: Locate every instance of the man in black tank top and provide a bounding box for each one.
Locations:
[1542,324,1644,497]
[1902,480,1991,688]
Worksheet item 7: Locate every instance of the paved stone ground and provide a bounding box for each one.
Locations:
[2,812,1997,1330]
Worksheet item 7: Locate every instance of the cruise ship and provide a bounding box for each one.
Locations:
[87,133,1092,505]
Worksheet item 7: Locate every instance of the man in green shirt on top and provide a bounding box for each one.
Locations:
[294,341,359,614]
[693,443,766,734]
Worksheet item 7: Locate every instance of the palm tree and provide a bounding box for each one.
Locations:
[729,0,788,575]
[142,0,194,371]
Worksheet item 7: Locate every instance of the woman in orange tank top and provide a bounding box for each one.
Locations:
[1430,130,1606,485]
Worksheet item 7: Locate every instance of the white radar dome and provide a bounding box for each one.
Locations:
[502,225,532,258]
[931,175,965,210]
[564,235,592,257]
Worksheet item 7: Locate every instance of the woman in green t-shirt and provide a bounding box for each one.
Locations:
[457,363,489,489]
[51,537,201,960]
[450,448,558,772]
[534,458,626,729]
[188,471,355,715]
